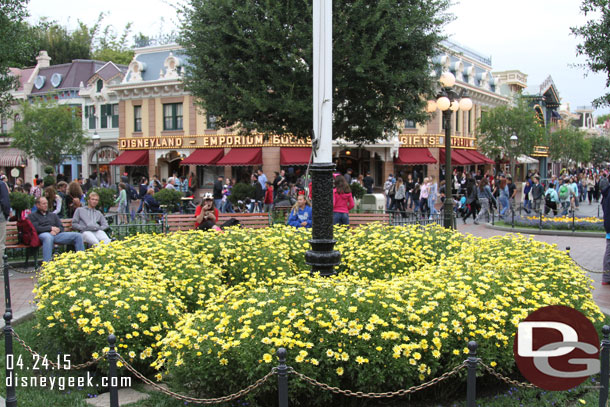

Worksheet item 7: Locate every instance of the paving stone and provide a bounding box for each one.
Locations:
[85,388,149,406]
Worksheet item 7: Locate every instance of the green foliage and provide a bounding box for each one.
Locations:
[28,18,94,64]
[572,0,610,107]
[349,182,366,200]
[86,187,116,212]
[476,97,546,176]
[9,191,34,214]
[228,182,255,204]
[0,0,30,117]
[597,113,610,124]
[10,98,87,168]
[548,127,591,166]
[180,0,451,144]
[43,165,54,175]
[91,16,134,65]
[154,188,183,212]
[42,175,56,187]
[590,135,610,165]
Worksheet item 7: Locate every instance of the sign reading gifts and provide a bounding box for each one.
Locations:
[119,134,312,150]
[399,134,476,149]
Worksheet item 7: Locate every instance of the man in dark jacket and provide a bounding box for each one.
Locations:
[602,184,610,285]
[29,197,84,263]
[363,172,374,194]
[0,178,10,270]
[213,176,224,211]
[531,176,545,214]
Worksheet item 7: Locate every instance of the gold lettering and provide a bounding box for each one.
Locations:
[280,136,289,144]
[226,136,233,145]
[210,137,217,146]
[143,139,149,148]
[273,135,280,145]
[255,135,264,145]
[202,137,209,146]
[130,139,136,148]
[161,138,168,147]
[219,136,226,145]
[119,140,125,149]
[136,139,142,148]
[234,136,241,146]
[246,136,253,144]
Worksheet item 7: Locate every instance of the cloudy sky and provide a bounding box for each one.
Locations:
[27,0,609,115]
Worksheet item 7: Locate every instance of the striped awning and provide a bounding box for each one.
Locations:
[0,148,26,167]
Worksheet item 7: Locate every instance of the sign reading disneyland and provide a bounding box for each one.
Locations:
[118,134,313,150]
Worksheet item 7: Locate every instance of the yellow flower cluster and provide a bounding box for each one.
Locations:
[34,224,603,402]
[526,215,602,223]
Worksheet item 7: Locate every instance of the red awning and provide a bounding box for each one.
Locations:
[394,148,437,165]
[467,150,495,165]
[180,149,224,165]
[109,150,148,166]
[439,149,470,166]
[280,147,312,165]
[216,147,262,166]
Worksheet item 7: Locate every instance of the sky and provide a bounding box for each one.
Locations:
[26,0,610,116]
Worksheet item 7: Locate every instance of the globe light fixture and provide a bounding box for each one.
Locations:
[426,71,474,229]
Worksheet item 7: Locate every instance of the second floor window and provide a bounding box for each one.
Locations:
[1,116,7,134]
[206,112,217,130]
[164,103,183,130]
[85,106,96,129]
[404,120,416,129]
[101,104,118,129]
[134,106,142,132]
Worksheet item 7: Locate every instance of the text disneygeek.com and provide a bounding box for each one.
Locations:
[6,373,132,391]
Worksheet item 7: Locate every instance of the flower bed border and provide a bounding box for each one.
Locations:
[485,222,605,238]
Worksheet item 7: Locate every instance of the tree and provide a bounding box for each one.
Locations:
[476,98,546,176]
[597,113,610,125]
[589,135,610,164]
[571,0,610,107]
[548,127,591,167]
[0,0,30,116]
[28,19,93,64]
[10,98,87,169]
[180,0,451,143]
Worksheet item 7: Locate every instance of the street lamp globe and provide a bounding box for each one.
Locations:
[450,101,459,112]
[459,98,473,112]
[510,133,518,147]
[437,96,451,111]
[439,71,456,88]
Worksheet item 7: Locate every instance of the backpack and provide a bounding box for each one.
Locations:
[389,183,396,197]
[128,185,138,202]
[17,218,41,247]
[559,185,569,200]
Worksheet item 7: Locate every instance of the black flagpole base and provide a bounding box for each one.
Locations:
[305,162,340,276]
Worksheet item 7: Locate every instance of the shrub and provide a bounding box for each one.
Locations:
[9,191,34,218]
[42,174,56,188]
[228,182,255,204]
[154,188,183,212]
[350,182,366,199]
[86,187,115,212]
[34,225,604,406]
[43,165,54,175]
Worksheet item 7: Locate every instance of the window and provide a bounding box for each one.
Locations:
[96,79,103,92]
[404,120,416,129]
[134,106,142,132]
[164,103,183,130]
[85,106,96,129]
[468,109,473,134]
[101,104,118,129]
[206,112,217,130]
[197,166,224,188]
[1,116,7,133]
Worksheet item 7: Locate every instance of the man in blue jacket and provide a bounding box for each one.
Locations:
[602,183,610,285]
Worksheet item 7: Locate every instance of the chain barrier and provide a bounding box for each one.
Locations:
[11,330,106,370]
[117,355,276,404]
[566,250,605,274]
[289,361,467,398]
[477,360,538,389]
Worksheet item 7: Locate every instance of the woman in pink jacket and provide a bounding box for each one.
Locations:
[333,175,355,225]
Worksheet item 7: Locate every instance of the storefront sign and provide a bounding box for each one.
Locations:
[399,134,476,149]
[92,146,119,163]
[118,134,312,150]
[531,145,549,157]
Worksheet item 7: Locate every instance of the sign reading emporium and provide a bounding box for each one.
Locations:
[399,134,476,149]
[118,135,312,150]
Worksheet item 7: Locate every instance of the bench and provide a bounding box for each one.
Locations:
[165,212,271,232]
[5,219,73,267]
[349,213,390,227]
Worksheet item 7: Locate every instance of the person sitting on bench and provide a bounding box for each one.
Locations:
[72,192,111,247]
[29,197,85,263]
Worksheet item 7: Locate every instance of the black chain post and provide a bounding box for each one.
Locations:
[4,311,16,407]
[277,348,289,407]
[466,341,478,407]
[107,334,119,407]
[539,210,542,231]
[4,254,11,313]
[566,246,571,258]
[600,325,610,407]
[572,209,576,232]
[512,208,515,229]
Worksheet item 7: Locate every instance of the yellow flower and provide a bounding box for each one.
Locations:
[263,353,273,363]
[336,367,344,376]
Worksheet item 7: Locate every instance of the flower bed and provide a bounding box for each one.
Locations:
[510,215,604,232]
[34,225,604,405]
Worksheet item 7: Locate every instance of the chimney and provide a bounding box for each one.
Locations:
[36,50,51,68]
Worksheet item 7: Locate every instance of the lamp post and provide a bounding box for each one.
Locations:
[427,71,472,229]
[509,133,518,177]
[92,131,101,179]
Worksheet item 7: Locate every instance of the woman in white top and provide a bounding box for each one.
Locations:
[394,177,406,218]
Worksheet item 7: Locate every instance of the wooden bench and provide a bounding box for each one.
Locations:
[5,219,73,267]
[165,212,271,232]
[349,213,390,227]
